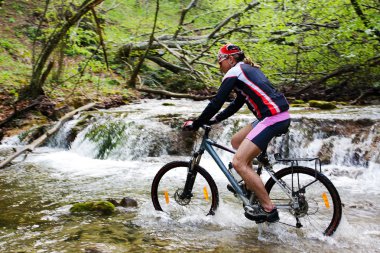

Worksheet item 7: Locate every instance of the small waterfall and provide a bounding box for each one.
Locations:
[47,117,81,149]
[47,100,379,168]
[69,115,169,160]
[280,118,380,167]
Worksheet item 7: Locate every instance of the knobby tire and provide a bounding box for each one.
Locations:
[151,161,219,216]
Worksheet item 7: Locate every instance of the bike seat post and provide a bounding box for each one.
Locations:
[257,149,270,166]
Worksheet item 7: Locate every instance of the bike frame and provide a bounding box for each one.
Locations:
[186,125,299,209]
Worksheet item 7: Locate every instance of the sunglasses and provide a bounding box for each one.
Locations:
[218,54,228,63]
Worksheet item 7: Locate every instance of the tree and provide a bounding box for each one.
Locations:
[115,0,379,102]
[119,0,260,90]
[28,0,105,98]
[128,0,160,87]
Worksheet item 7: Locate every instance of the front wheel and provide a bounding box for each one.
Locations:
[265,166,342,236]
[151,161,219,219]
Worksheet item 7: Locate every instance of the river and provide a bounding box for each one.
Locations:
[0,99,379,253]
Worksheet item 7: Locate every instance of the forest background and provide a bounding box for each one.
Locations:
[0,0,379,138]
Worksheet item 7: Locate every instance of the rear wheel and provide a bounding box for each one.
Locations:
[151,161,219,219]
[265,166,342,236]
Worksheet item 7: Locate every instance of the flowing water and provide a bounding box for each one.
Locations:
[0,99,379,253]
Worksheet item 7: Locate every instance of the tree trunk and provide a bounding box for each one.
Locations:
[128,0,160,87]
[29,0,104,98]
[52,41,66,83]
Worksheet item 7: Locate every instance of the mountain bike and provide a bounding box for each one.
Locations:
[151,125,342,236]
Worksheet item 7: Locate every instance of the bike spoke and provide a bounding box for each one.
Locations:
[266,167,341,236]
[152,161,218,219]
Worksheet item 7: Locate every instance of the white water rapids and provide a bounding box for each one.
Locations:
[0,99,379,253]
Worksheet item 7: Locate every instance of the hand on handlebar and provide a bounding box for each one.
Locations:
[182,120,198,131]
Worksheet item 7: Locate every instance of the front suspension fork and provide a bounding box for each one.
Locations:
[181,152,203,199]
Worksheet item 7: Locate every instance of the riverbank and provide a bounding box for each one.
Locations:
[0,89,138,141]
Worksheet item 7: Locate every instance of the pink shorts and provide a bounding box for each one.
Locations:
[246,111,290,150]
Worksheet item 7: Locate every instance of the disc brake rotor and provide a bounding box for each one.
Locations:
[174,189,191,206]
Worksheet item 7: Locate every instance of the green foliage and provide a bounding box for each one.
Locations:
[0,37,31,91]
[166,74,207,92]
[0,0,378,103]
[229,0,379,89]
[0,38,29,57]
[84,119,128,159]
[65,28,99,56]
[103,0,377,92]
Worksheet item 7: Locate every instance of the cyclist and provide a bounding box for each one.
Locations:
[183,43,290,223]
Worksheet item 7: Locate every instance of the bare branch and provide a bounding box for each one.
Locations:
[91,7,109,70]
[146,56,191,73]
[153,37,205,80]
[208,0,260,39]
[30,0,105,98]
[0,103,97,169]
[173,0,199,39]
[296,55,380,94]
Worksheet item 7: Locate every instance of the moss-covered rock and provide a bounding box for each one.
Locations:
[290,103,308,107]
[292,99,305,104]
[119,197,138,207]
[70,201,115,215]
[108,197,138,207]
[308,100,337,110]
[290,99,308,107]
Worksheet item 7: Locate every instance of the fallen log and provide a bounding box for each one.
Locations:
[146,56,190,73]
[137,87,214,101]
[0,103,96,169]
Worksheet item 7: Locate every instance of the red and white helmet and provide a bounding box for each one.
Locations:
[217,43,244,63]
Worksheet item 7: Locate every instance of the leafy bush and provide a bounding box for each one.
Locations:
[84,119,128,159]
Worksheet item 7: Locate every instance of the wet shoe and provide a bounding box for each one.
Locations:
[244,206,279,224]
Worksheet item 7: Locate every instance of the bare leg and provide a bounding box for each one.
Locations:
[231,124,252,150]
[232,139,274,212]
